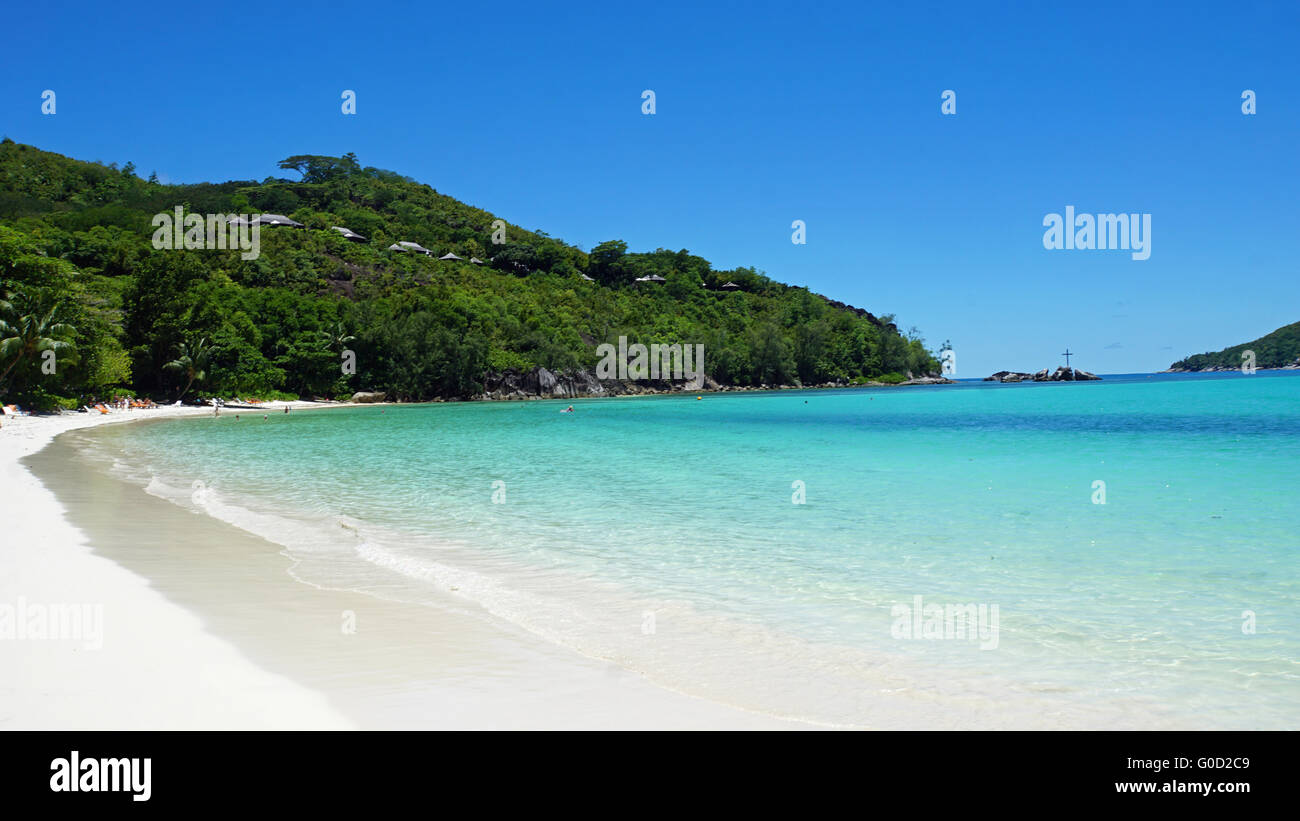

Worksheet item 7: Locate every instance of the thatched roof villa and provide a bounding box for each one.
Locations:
[255,214,305,228]
[331,226,368,242]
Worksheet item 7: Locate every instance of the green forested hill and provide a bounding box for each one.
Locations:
[1169,322,1300,371]
[0,139,939,407]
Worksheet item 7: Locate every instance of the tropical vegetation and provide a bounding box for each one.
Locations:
[0,140,940,409]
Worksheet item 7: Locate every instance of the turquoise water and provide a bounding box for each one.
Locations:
[88,372,1300,727]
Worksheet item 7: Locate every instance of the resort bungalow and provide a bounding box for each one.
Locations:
[256,214,305,228]
[721,281,740,290]
[634,274,667,284]
[331,226,368,242]
[439,252,463,261]
[394,241,433,255]
[469,257,485,265]
[581,273,595,282]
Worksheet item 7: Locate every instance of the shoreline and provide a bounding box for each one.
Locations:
[0,403,796,729]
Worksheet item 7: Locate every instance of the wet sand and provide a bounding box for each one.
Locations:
[3,408,792,729]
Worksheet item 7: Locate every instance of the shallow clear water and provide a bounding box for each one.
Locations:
[85,371,1300,728]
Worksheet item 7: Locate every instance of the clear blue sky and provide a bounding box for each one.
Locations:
[3,0,1297,375]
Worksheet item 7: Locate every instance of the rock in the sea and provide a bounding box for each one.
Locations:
[987,367,1101,383]
[351,391,387,403]
[986,370,1035,382]
[903,375,956,385]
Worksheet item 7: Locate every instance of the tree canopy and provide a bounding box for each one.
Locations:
[0,139,940,408]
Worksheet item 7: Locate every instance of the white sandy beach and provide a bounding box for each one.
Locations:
[0,403,794,729]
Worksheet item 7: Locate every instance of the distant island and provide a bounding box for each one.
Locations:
[1166,321,1300,372]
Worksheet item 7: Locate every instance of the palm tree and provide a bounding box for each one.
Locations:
[163,337,210,399]
[318,321,355,353]
[0,290,77,387]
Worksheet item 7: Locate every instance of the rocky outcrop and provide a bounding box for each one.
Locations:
[1055,367,1098,381]
[984,371,1033,382]
[478,366,952,400]
[351,391,388,403]
[901,375,957,385]
[480,367,716,400]
[985,368,1100,383]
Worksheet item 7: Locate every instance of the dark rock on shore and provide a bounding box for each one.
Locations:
[901,375,957,385]
[480,367,716,400]
[477,367,954,400]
